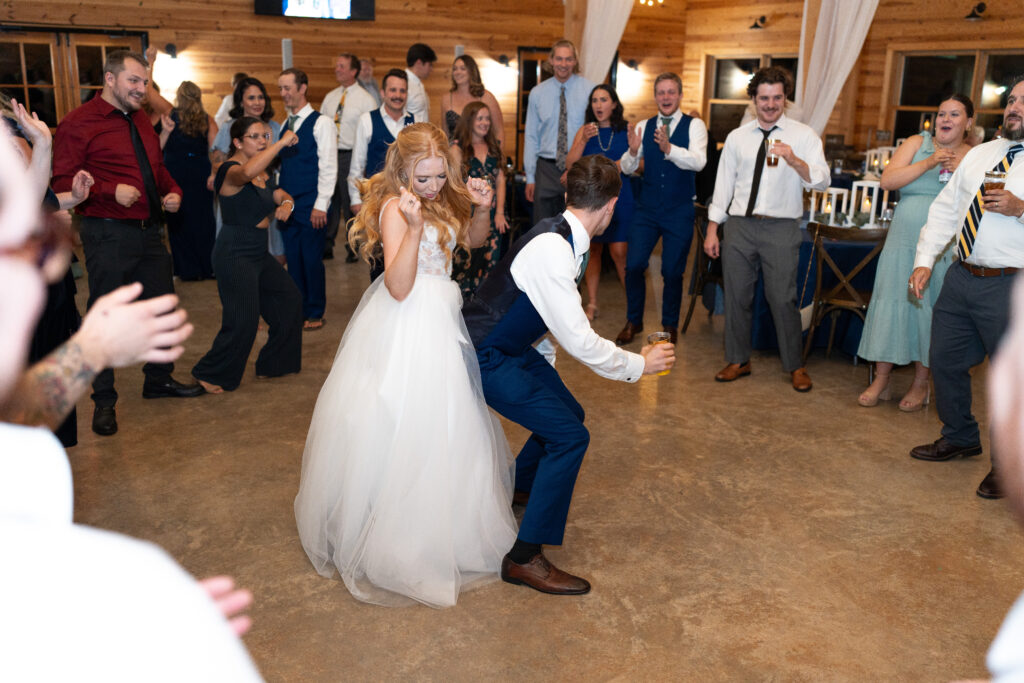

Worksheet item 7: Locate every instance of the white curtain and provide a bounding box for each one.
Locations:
[579,0,633,84]
[797,0,879,135]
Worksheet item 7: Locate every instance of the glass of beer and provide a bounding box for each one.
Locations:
[766,138,782,167]
[647,331,672,376]
[984,170,1006,194]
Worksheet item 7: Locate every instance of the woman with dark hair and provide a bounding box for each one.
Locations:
[857,94,975,410]
[192,117,302,394]
[155,80,219,281]
[439,55,504,148]
[211,77,285,262]
[450,101,507,299]
[565,84,633,320]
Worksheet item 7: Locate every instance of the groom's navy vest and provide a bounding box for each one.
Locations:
[463,216,574,355]
[640,112,695,210]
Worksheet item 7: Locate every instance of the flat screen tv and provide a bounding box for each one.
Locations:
[254,0,374,20]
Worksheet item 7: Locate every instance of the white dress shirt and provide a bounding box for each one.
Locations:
[708,114,830,224]
[509,210,645,382]
[348,105,421,205]
[0,424,264,681]
[915,137,1024,270]
[405,69,429,123]
[320,81,377,151]
[285,103,338,213]
[619,109,708,176]
[213,94,233,129]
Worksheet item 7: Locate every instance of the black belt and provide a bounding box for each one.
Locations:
[538,157,557,164]
[83,216,161,229]
[338,149,352,153]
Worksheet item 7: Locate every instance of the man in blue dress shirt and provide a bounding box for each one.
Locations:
[523,39,594,223]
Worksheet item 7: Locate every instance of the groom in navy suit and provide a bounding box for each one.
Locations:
[463,156,676,595]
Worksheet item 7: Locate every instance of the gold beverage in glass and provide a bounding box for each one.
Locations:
[765,138,782,167]
[647,331,672,376]
[984,170,1006,194]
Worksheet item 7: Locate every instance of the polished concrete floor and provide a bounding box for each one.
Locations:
[67,245,1024,681]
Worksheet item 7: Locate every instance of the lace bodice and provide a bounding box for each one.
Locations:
[417,224,456,277]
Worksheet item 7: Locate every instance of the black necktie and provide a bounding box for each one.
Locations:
[745,126,777,217]
[124,112,163,223]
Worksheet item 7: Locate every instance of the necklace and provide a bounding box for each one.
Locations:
[597,126,614,153]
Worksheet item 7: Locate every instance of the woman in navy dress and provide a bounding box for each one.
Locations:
[159,81,219,280]
[566,84,633,320]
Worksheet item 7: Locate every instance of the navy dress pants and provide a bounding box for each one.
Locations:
[477,346,589,546]
[624,205,695,328]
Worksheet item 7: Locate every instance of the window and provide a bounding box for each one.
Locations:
[889,50,1024,142]
[704,54,798,143]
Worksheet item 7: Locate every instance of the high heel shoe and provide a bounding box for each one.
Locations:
[585,303,599,321]
[858,375,892,407]
[899,381,931,412]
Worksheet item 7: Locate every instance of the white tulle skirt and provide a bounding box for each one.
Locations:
[294,273,517,608]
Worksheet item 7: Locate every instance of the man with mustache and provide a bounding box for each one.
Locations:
[348,68,421,280]
[908,75,1024,500]
[52,49,201,438]
[704,66,829,392]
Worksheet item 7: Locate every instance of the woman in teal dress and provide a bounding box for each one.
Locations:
[450,101,507,300]
[857,95,975,411]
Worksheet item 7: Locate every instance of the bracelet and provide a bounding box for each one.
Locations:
[281,199,294,209]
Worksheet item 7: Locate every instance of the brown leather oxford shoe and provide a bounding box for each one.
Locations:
[500,552,591,595]
[977,468,1004,499]
[909,437,983,462]
[791,367,812,392]
[615,321,642,346]
[714,362,751,382]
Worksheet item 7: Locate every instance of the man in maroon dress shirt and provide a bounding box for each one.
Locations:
[53,50,204,437]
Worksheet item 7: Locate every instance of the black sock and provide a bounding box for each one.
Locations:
[508,539,542,564]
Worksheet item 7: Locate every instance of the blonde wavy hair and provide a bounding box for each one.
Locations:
[174,81,209,138]
[349,123,473,266]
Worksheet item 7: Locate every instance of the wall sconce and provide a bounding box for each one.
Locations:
[497,55,510,67]
[626,59,639,70]
[965,2,985,20]
[749,15,767,29]
[164,43,178,58]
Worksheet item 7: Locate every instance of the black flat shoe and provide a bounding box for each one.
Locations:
[92,405,117,436]
[142,376,206,399]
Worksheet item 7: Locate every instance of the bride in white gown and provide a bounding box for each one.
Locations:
[294,123,517,608]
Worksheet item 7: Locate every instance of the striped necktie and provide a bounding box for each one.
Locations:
[958,143,1023,260]
[286,114,298,132]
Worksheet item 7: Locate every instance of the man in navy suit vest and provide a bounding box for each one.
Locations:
[463,156,676,595]
[615,73,708,347]
[277,68,338,330]
[348,69,420,280]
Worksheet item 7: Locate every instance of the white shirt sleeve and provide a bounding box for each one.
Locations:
[348,113,371,206]
[915,166,963,269]
[708,132,740,225]
[523,88,541,184]
[510,234,645,382]
[619,120,645,175]
[313,114,338,212]
[666,117,708,172]
[798,131,831,191]
[213,95,233,129]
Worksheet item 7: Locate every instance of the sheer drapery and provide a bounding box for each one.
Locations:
[579,0,633,84]
[797,0,879,135]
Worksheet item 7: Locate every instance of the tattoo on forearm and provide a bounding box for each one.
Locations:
[1,341,98,430]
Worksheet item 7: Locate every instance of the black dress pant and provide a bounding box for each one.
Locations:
[79,216,175,407]
[192,222,303,390]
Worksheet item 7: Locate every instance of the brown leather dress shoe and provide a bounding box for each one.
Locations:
[909,437,982,462]
[501,552,591,595]
[791,367,812,392]
[662,326,678,344]
[615,321,642,346]
[977,468,1004,499]
[714,362,751,382]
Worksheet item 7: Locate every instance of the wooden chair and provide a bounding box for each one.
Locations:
[682,205,720,334]
[801,222,888,363]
